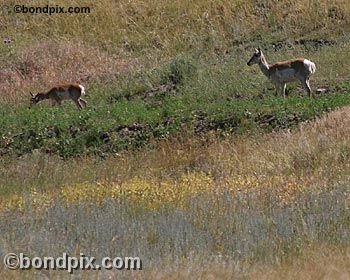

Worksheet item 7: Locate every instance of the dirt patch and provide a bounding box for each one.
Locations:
[294,38,337,49]
[269,38,337,52]
[140,83,177,101]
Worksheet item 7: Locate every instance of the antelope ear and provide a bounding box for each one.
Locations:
[257,47,261,53]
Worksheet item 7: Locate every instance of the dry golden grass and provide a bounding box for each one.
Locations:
[244,245,350,280]
[138,246,350,280]
[0,104,349,280]
[1,106,350,213]
[1,246,348,279]
[2,0,349,51]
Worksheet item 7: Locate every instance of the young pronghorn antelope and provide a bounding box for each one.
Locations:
[247,48,316,97]
[30,83,87,110]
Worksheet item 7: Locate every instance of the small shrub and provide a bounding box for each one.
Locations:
[161,55,197,86]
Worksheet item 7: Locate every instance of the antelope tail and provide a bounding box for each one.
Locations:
[304,59,316,74]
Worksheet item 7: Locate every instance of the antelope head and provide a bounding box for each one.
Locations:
[247,48,262,66]
[29,92,42,108]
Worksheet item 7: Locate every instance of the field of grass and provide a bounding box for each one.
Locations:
[1,0,350,279]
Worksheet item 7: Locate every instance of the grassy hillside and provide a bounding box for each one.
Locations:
[0,1,350,156]
[1,0,350,278]
[1,45,350,157]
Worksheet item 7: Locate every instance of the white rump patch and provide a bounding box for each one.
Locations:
[78,84,85,95]
[303,59,316,74]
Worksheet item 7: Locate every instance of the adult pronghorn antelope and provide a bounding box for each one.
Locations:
[30,83,87,110]
[247,48,316,97]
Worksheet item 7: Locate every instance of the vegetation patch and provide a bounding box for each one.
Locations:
[1,0,350,278]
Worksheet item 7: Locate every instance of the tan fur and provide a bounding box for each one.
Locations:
[30,83,87,110]
[247,48,316,97]
[270,58,305,71]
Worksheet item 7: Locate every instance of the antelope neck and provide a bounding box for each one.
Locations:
[258,54,270,77]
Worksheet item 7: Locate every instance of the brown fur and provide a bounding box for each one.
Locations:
[247,48,316,97]
[30,83,87,110]
[270,58,305,71]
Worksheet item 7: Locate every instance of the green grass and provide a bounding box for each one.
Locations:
[2,50,350,158]
[1,1,350,278]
